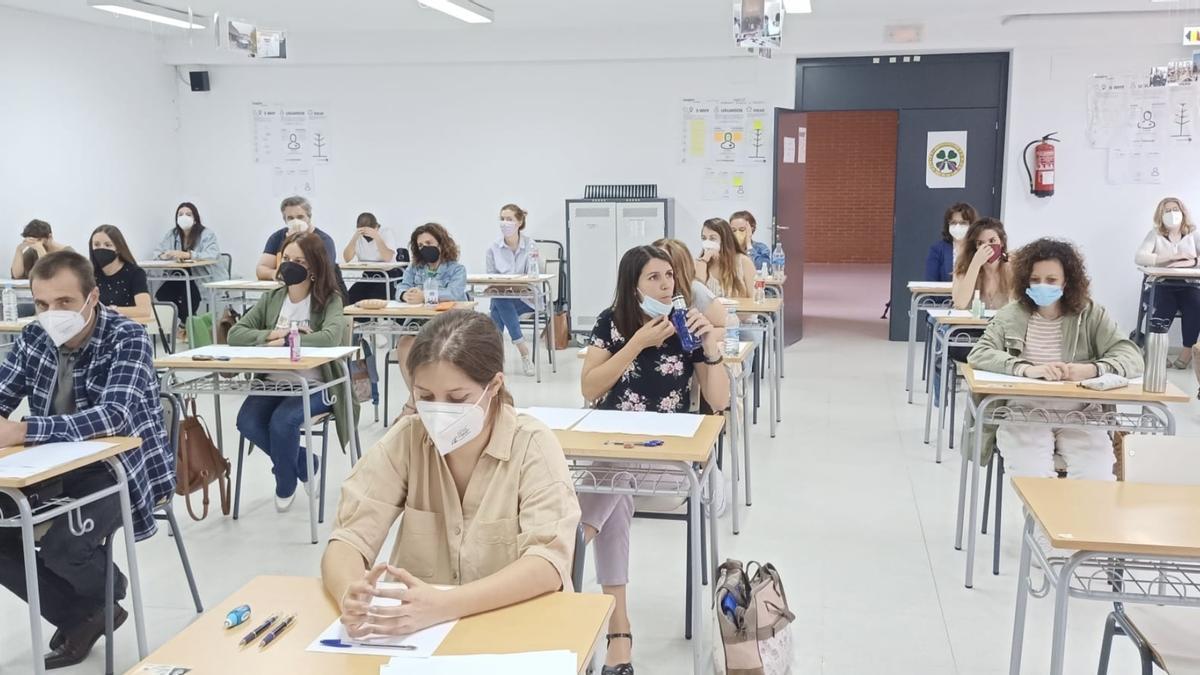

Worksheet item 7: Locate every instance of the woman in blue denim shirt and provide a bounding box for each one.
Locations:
[393,223,468,391]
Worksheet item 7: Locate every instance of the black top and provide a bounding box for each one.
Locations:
[262,227,338,262]
[588,308,704,413]
[97,263,149,307]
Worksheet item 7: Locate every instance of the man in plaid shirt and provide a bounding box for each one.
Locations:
[0,251,174,669]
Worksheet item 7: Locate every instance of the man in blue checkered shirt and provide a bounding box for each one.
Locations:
[0,251,174,669]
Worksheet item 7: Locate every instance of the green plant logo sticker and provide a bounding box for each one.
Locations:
[928,142,965,178]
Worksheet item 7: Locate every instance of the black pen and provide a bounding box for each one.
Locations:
[238,613,279,646]
[259,613,296,649]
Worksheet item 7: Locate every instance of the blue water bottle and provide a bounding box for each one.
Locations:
[669,295,701,353]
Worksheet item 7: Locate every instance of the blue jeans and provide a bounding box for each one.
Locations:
[236,391,331,498]
[489,298,533,343]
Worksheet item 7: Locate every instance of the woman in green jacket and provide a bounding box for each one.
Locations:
[967,238,1142,482]
[228,231,350,511]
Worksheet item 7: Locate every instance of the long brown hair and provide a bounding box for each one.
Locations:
[654,238,696,307]
[409,222,460,264]
[701,218,749,297]
[953,217,1012,299]
[406,310,514,420]
[500,203,527,232]
[90,224,138,267]
[1012,238,1092,316]
[941,202,978,243]
[281,231,342,313]
[729,210,757,232]
[1153,197,1196,237]
[612,245,675,340]
[174,202,204,251]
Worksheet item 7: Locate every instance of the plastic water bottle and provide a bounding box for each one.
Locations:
[771,243,786,281]
[288,321,300,362]
[526,248,541,277]
[753,264,767,304]
[668,296,701,352]
[1,283,15,322]
[423,276,439,306]
[724,306,740,356]
[970,290,983,318]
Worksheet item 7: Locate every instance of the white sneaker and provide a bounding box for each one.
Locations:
[275,493,295,512]
[520,355,535,377]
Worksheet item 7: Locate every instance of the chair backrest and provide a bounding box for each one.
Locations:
[219,252,233,279]
[160,392,182,459]
[535,239,566,310]
[151,301,179,354]
[1123,435,1200,485]
[571,522,586,592]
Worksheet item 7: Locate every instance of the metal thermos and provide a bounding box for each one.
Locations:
[1143,324,1169,393]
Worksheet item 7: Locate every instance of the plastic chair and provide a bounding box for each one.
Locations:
[218,252,233,280]
[232,410,334,524]
[150,301,179,355]
[571,523,586,593]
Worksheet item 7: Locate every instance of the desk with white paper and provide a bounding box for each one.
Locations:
[381,650,577,674]
[518,407,593,431]
[569,410,703,437]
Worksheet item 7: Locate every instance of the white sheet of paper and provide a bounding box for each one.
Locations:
[0,441,113,478]
[569,410,703,437]
[782,137,796,163]
[971,371,1068,386]
[907,281,953,290]
[380,650,577,674]
[925,309,996,319]
[307,616,457,659]
[517,407,593,430]
[177,345,359,360]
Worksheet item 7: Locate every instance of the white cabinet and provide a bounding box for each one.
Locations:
[566,199,673,332]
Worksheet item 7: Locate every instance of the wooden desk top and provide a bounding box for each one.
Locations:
[466,273,555,284]
[345,301,476,318]
[154,349,355,372]
[1,316,156,333]
[126,576,613,675]
[961,364,1191,403]
[557,414,724,464]
[1013,477,1200,557]
[930,311,992,327]
[907,281,954,294]
[0,437,140,489]
[139,259,218,269]
[204,279,283,291]
[1139,266,1200,279]
[0,279,30,288]
[339,261,408,271]
[721,297,784,314]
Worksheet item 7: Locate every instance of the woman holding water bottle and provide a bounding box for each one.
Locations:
[578,245,728,675]
[393,223,469,391]
[486,204,538,376]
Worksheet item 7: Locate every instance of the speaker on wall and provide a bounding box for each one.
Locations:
[189,71,210,92]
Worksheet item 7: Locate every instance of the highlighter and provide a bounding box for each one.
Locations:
[224,604,251,629]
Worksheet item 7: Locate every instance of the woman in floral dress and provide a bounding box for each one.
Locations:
[577,245,729,675]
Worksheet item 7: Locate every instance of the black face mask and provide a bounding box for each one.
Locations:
[278,261,309,286]
[362,235,374,243]
[418,245,440,264]
[90,248,118,268]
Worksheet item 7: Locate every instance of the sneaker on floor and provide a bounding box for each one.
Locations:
[520,355,535,377]
[274,492,296,512]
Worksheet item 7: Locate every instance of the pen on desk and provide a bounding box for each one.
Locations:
[319,638,417,650]
[238,613,278,646]
[259,613,296,649]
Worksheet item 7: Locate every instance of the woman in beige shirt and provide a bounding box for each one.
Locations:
[321,310,580,637]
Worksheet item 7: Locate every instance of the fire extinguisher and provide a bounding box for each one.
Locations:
[1022,132,1059,198]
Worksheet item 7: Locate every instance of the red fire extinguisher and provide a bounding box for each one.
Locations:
[1022,132,1059,198]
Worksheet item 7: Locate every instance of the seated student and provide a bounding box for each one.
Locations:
[255,196,343,289]
[90,225,152,320]
[951,217,1013,312]
[1134,197,1200,375]
[11,219,70,280]
[579,245,729,674]
[343,212,404,305]
[152,201,226,321]
[321,310,579,638]
[486,204,538,376]
[228,231,352,511]
[653,238,727,326]
[0,250,173,669]
[694,218,756,298]
[925,202,977,282]
[968,238,1142,487]
[729,210,772,270]
[393,223,468,389]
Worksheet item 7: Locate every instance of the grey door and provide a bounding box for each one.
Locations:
[888,107,1000,340]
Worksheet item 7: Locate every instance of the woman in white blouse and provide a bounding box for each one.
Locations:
[1134,197,1200,374]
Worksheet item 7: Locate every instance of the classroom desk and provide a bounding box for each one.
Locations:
[722,341,757,535]
[925,309,994,462]
[202,279,283,343]
[1008,478,1200,675]
[339,260,407,296]
[722,297,783,438]
[904,281,954,404]
[139,259,219,321]
[126,575,614,675]
[1135,265,1200,340]
[764,277,785,377]
[953,364,1189,589]
[1,315,160,356]
[344,301,477,424]
[557,414,724,675]
[0,437,148,675]
[466,273,556,383]
[154,346,362,543]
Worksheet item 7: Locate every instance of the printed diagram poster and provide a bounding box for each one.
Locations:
[926,131,967,189]
[251,103,331,165]
[272,166,315,200]
[1107,147,1162,184]
[1168,82,1198,144]
[711,100,748,163]
[700,169,748,201]
[680,97,770,164]
[1086,75,1130,149]
[280,108,309,163]
[681,99,713,163]
[742,102,770,164]
[252,103,280,164]
[1125,84,1168,148]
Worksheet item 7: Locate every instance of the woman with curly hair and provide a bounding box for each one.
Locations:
[967,238,1142,484]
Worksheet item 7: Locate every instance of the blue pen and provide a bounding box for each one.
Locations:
[223,604,251,629]
[320,638,417,650]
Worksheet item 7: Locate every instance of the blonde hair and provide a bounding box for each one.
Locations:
[653,238,696,306]
[701,218,750,297]
[1154,197,1195,236]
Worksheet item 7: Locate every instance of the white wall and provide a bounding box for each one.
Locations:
[174,58,794,279]
[0,6,180,258]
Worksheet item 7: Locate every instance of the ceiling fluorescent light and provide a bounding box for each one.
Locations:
[418,0,494,24]
[89,1,205,29]
[783,0,812,13]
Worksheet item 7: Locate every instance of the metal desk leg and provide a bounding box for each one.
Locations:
[302,385,318,545]
[1008,514,1034,675]
[765,317,778,438]
[546,281,557,374]
[954,398,979,551]
[742,369,752,507]
[923,326,940,444]
[964,397,987,588]
[7,491,46,675]
[906,294,919,402]
[109,459,148,658]
[725,372,740,535]
[707,462,720,577]
[935,329,952,463]
[687,467,703,675]
[341,359,362,464]
[774,317,782,425]
[1048,553,1086,675]
[532,289,542,384]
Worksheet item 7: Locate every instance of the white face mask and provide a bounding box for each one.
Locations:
[949,224,969,240]
[416,384,493,456]
[700,239,720,252]
[38,297,95,347]
[287,218,310,233]
[499,221,519,238]
[177,215,194,230]
[1165,210,1183,229]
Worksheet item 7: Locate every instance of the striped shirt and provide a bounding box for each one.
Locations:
[1023,314,1064,365]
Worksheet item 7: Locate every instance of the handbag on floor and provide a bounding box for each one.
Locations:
[712,560,795,675]
[176,398,231,521]
[543,309,570,351]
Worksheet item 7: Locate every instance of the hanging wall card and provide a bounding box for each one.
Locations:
[681,99,713,163]
[743,102,770,164]
[925,131,968,189]
[1125,84,1168,148]
[711,99,748,163]
[1168,82,1198,144]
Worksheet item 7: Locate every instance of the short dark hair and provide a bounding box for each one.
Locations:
[941,202,978,243]
[21,219,52,239]
[1012,238,1092,316]
[29,250,96,296]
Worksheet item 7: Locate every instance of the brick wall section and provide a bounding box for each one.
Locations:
[804,110,898,264]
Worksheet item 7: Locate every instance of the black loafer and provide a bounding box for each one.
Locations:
[44,605,126,669]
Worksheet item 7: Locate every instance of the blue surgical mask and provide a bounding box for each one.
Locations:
[639,293,672,318]
[1025,283,1063,307]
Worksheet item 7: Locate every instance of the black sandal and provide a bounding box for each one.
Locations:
[601,633,633,675]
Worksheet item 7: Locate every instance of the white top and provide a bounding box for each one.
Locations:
[1134,228,1200,267]
[354,227,398,263]
[691,279,716,313]
[270,295,321,383]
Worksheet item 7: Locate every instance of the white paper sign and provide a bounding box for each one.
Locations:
[782,137,796,163]
[796,126,807,163]
[926,131,968,189]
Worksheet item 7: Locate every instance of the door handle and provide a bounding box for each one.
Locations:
[777,226,791,230]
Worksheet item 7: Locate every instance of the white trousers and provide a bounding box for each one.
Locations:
[997,417,1115,481]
